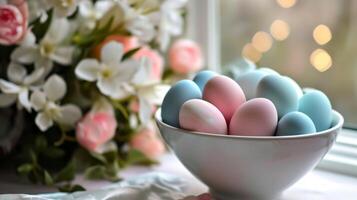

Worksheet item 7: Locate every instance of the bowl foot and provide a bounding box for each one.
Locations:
[210,189,280,200]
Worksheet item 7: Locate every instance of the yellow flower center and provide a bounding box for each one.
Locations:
[101,68,113,79]
[61,0,74,7]
[40,42,55,57]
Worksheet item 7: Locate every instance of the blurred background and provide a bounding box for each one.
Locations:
[220,0,357,127]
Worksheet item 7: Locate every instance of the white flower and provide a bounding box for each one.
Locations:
[150,0,187,51]
[0,62,44,111]
[30,75,82,132]
[28,0,51,22]
[75,41,140,99]
[11,19,75,75]
[78,0,113,31]
[131,58,169,124]
[48,0,79,18]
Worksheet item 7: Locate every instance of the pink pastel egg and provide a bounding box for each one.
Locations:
[179,99,227,134]
[203,75,246,123]
[229,98,278,136]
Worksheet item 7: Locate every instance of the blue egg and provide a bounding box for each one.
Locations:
[235,70,269,100]
[276,112,316,136]
[161,80,202,127]
[256,75,299,118]
[283,76,303,99]
[258,67,280,75]
[298,90,332,131]
[193,70,217,92]
[224,58,256,80]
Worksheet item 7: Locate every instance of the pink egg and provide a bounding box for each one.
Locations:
[203,75,246,123]
[179,99,227,134]
[229,98,278,136]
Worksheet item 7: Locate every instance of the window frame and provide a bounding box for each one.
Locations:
[186,0,357,177]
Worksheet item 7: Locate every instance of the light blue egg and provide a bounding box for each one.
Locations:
[161,80,202,127]
[298,90,332,131]
[224,58,256,80]
[276,112,316,136]
[256,75,299,118]
[283,76,303,98]
[235,70,269,99]
[193,70,217,92]
[258,67,280,75]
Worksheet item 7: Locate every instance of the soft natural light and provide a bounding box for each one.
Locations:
[242,43,262,62]
[313,24,332,45]
[310,48,332,72]
[251,31,273,53]
[270,19,290,41]
[276,0,297,8]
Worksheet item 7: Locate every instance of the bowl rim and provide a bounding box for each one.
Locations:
[155,108,344,140]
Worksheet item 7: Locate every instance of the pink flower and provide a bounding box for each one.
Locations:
[129,99,157,114]
[130,123,165,159]
[0,0,28,45]
[169,39,204,74]
[76,112,117,151]
[92,35,139,59]
[134,46,164,81]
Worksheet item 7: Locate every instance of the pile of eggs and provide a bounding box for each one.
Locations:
[161,68,333,136]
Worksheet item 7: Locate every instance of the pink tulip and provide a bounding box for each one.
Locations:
[130,123,165,159]
[134,46,164,81]
[0,0,28,45]
[169,39,204,74]
[76,112,117,151]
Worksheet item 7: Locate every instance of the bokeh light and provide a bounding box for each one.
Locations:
[276,0,297,8]
[313,24,332,45]
[242,43,262,63]
[251,31,273,52]
[270,19,290,41]
[310,49,332,72]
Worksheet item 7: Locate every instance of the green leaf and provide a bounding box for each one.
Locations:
[31,9,53,42]
[89,152,107,164]
[126,149,158,166]
[42,147,65,159]
[29,150,37,164]
[17,163,34,175]
[84,165,107,180]
[58,184,86,193]
[122,47,141,60]
[35,135,47,152]
[43,170,54,185]
[55,161,75,182]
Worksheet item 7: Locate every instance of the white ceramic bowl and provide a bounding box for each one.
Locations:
[155,109,343,200]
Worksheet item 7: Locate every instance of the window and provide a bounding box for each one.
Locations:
[187,0,357,176]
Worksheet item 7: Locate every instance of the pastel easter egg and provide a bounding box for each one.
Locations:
[283,76,303,98]
[203,75,246,123]
[235,70,269,100]
[256,75,299,118]
[258,67,280,75]
[225,58,256,80]
[179,99,227,134]
[161,80,202,127]
[276,111,316,136]
[193,70,217,92]
[229,98,278,136]
[298,90,332,131]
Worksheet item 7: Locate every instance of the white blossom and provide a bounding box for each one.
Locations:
[48,0,80,18]
[11,19,75,76]
[0,62,44,111]
[30,75,82,132]
[150,0,187,51]
[78,0,113,31]
[75,41,140,99]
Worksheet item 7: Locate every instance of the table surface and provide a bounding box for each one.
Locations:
[1,153,357,199]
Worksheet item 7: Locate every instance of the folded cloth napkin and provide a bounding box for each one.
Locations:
[0,172,204,200]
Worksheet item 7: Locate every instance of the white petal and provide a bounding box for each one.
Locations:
[7,62,26,83]
[75,59,100,81]
[0,79,21,93]
[56,104,82,128]
[139,84,170,105]
[101,41,124,65]
[23,67,46,85]
[131,57,152,86]
[44,75,66,101]
[21,31,36,46]
[11,46,38,64]
[138,96,152,124]
[35,112,53,132]
[30,90,47,111]
[116,59,141,82]
[127,15,155,42]
[0,94,16,107]
[51,46,75,65]
[35,57,53,70]
[18,89,31,112]
[97,77,118,97]
[45,18,70,44]
[111,84,134,100]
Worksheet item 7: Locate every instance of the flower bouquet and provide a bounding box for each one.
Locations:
[0,0,203,191]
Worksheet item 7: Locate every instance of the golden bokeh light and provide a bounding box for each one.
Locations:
[251,31,273,53]
[242,43,262,63]
[270,20,290,41]
[313,24,332,45]
[276,0,296,8]
[310,49,332,72]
